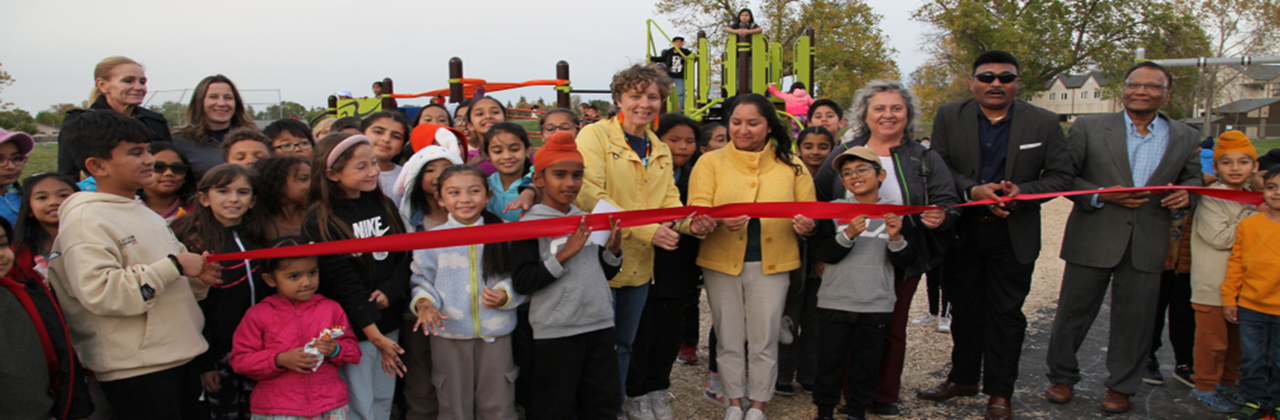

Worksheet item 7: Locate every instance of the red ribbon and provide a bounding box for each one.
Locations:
[207,185,1262,262]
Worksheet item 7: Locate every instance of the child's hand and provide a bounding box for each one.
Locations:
[557,216,591,263]
[369,290,389,310]
[606,216,623,256]
[481,286,509,309]
[200,370,221,393]
[371,336,406,377]
[314,335,337,358]
[505,189,538,214]
[792,215,815,235]
[844,215,868,239]
[884,213,903,242]
[1224,305,1239,324]
[414,299,448,335]
[720,216,750,232]
[275,348,320,374]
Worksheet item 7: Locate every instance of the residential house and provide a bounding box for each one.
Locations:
[1029,72,1120,122]
[1211,97,1280,139]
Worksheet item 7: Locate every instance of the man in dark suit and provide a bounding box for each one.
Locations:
[920,50,1074,420]
[1043,61,1202,414]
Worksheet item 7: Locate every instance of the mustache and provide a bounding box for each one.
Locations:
[985,88,1006,95]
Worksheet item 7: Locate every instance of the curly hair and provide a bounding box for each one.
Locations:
[251,156,309,218]
[846,79,921,141]
[610,63,672,105]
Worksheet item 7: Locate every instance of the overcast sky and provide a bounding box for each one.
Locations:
[1,0,927,114]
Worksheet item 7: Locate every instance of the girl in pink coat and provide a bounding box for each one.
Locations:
[768,82,816,139]
[231,237,362,420]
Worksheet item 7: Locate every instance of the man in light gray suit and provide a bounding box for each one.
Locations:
[1044,61,1203,414]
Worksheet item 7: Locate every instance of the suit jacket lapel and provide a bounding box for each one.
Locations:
[1004,101,1026,181]
[1105,112,1134,187]
[958,100,981,178]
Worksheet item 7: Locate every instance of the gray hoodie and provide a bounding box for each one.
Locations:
[510,204,622,339]
[812,198,915,314]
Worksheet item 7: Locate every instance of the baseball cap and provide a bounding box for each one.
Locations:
[0,127,35,155]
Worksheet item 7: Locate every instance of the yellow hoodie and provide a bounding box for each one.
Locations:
[47,192,209,381]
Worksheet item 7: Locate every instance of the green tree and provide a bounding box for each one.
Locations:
[800,0,898,107]
[0,63,14,111]
[1183,0,1280,133]
[910,36,971,123]
[33,103,78,127]
[148,101,187,128]
[0,108,37,135]
[256,101,309,120]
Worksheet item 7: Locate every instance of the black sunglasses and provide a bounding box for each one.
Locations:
[154,162,189,175]
[974,72,1019,84]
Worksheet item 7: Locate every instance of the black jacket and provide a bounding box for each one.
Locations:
[650,159,702,298]
[57,96,173,179]
[303,191,412,341]
[814,136,961,278]
[0,271,95,420]
[650,47,694,80]
[189,223,270,359]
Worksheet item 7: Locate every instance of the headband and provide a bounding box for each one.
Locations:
[327,134,371,169]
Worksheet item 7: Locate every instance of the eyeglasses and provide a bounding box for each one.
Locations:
[974,72,1019,84]
[1123,82,1166,92]
[274,141,314,152]
[840,166,878,180]
[0,155,28,166]
[153,162,189,175]
[541,123,578,134]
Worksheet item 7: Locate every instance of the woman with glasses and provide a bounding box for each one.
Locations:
[141,142,197,222]
[172,75,258,173]
[810,80,959,418]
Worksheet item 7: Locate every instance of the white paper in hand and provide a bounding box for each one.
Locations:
[589,200,621,247]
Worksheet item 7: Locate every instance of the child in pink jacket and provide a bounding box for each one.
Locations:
[768,82,815,138]
[231,237,361,420]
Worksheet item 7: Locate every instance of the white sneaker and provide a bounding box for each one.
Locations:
[912,313,937,324]
[779,316,794,345]
[937,316,952,333]
[648,390,674,420]
[744,408,767,420]
[626,394,656,420]
[723,406,744,420]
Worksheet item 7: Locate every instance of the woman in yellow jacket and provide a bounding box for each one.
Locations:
[573,63,689,409]
[688,93,817,420]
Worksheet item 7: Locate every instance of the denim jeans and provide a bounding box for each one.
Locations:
[1237,307,1280,403]
[612,283,649,403]
[672,80,686,110]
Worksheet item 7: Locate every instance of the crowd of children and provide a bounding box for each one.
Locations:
[3,53,1280,420]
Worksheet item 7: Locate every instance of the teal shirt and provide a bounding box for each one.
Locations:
[486,172,532,222]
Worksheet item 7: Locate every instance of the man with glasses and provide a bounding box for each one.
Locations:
[1044,61,1202,414]
[923,50,1074,420]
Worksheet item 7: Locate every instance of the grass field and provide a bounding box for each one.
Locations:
[27,143,58,176]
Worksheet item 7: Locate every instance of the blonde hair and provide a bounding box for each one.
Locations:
[89,56,142,104]
[312,117,337,139]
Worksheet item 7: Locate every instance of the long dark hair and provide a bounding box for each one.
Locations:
[15,173,79,254]
[175,75,256,145]
[145,141,198,205]
[308,133,405,243]
[415,103,454,128]
[360,111,413,165]
[483,122,534,177]
[655,112,703,162]
[170,164,268,254]
[406,158,455,225]
[251,156,309,218]
[727,93,802,174]
[733,8,755,25]
[435,165,509,283]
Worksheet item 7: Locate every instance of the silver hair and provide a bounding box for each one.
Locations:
[846,79,921,141]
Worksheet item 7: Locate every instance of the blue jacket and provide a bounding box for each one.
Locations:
[409,214,526,339]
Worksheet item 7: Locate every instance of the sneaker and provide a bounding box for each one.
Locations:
[936,316,951,333]
[722,406,744,420]
[1218,385,1247,406]
[625,394,656,420]
[744,408,766,420]
[780,316,795,345]
[1142,359,1164,386]
[678,345,699,365]
[775,382,796,396]
[704,381,728,408]
[872,401,901,418]
[1172,364,1194,387]
[648,390,674,420]
[911,313,937,324]
[838,404,865,420]
[1188,389,1239,413]
[1227,402,1267,420]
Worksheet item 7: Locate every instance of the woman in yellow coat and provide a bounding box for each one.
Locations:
[688,93,817,420]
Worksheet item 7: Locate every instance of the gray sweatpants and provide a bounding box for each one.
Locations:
[341,330,399,420]
[430,335,518,420]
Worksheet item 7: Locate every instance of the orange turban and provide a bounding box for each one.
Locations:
[533,131,582,171]
[1214,130,1257,162]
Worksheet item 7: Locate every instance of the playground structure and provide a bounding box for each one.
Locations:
[323,21,818,129]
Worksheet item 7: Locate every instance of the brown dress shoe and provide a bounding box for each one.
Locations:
[1101,389,1131,413]
[1044,382,1073,404]
[917,380,980,401]
[985,396,1013,420]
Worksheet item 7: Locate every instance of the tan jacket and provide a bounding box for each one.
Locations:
[574,117,683,287]
[688,142,815,276]
[47,192,209,381]
[1190,183,1257,306]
